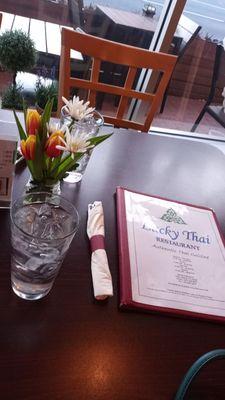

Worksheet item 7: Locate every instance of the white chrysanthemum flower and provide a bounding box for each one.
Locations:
[56,127,94,159]
[62,95,95,121]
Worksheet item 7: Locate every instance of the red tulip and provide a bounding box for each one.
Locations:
[45,131,64,158]
[20,135,36,160]
[26,109,41,135]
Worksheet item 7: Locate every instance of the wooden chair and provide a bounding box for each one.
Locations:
[58,28,177,132]
[191,44,224,132]
[160,15,201,113]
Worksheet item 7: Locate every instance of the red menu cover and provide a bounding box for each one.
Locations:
[116,187,225,323]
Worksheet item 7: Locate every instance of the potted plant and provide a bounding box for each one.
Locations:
[0,29,36,109]
[1,83,24,110]
[35,77,58,115]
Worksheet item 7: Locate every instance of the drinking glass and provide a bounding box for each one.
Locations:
[60,106,104,183]
[10,192,79,300]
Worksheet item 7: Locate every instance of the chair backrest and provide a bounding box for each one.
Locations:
[207,44,224,105]
[68,0,84,28]
[58,28,177,132]
[176,14,201,59]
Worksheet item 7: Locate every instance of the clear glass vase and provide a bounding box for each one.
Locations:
[60,107,104,183]
[25,177,61,195]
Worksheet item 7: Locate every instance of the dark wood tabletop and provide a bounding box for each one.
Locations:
[2,130,225,400]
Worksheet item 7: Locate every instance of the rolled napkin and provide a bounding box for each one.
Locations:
[87,201,113,300]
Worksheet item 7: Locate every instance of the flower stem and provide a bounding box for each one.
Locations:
[68,118,76,132]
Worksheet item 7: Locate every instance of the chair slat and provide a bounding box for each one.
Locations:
[58,44,71,110]
[117,67,137,119]
[103,116,144,131]
[69,77,154,102]
[64,29,177,70]
[89,58,101,107]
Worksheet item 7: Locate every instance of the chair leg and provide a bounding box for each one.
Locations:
[159,88,168,114]
[191,105,207,132]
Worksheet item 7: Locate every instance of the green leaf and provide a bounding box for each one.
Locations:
[39,98,54,145]
[49,154,70,178]
[22,98,27,128]
[52,153,83,181]
[88,133,112,147]
[48,155,61,174]
[55,158,80,181]
[31,134,44,181]
[26,160,35,177]
[13,109,27,141]
[68,163,79,172]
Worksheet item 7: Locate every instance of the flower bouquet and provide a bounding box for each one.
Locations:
[14,97,111,193]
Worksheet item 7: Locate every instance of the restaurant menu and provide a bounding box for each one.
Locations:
[117,187,225,322]
[0,128,17,208]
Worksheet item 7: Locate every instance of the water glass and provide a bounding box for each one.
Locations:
[10,192,79,300]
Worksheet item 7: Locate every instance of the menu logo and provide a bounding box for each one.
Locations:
[160,208,186,225]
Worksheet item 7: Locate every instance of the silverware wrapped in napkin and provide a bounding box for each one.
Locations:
[87,201,113,300]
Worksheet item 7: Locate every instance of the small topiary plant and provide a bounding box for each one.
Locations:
[0,29,36,85]
[2,83,24,110]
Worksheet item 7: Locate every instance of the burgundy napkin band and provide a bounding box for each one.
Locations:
[90,234,105,252]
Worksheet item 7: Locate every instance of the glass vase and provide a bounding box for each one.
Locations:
[25,177,61,196]
[60,106,104,183]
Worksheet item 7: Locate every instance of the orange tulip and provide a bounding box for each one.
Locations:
[20,135,36,160]
[45,131,64,158]
[26,109,41,135]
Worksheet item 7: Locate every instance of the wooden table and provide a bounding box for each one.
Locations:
[2,130,225,399]
[95,5,183,51]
